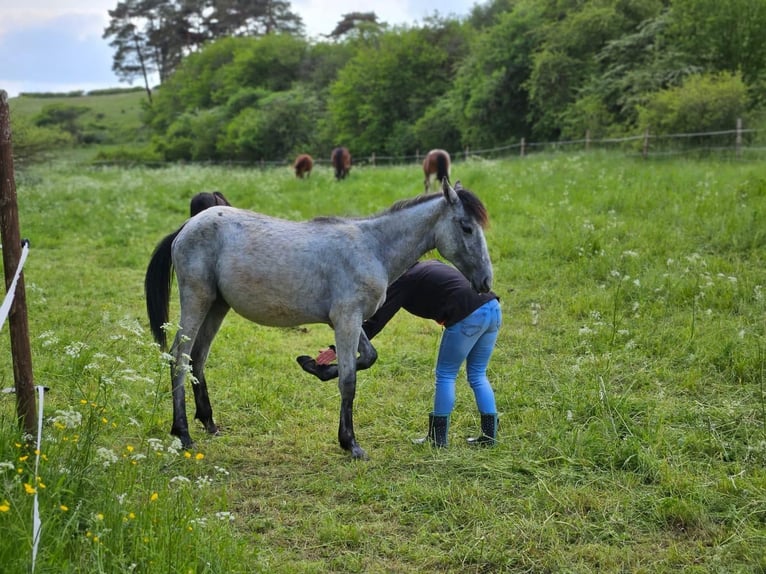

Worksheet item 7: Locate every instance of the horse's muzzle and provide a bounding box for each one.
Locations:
[475,275,492,293]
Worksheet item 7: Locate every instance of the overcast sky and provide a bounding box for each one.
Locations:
[0,0,477,97]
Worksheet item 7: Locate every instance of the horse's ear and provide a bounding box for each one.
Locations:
[442,178,458,205]
[454,180,463,191]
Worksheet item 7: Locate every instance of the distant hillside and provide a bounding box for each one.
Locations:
[9,88,151,149]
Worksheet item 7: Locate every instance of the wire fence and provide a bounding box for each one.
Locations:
[79,122,766,169]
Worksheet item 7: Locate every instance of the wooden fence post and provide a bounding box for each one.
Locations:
[736,118,742,158]
[520,138,525,158]
[0,90,37,438]
[585,130,591,152]
[642,127,650,160]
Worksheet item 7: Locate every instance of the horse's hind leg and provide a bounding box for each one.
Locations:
[190,299,230,435]
[169,323,199,448]
[170,280,217,448]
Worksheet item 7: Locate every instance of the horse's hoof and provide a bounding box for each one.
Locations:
[351,445,368,460]
[181,437,195,450]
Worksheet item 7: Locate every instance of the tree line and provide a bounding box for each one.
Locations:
[20,0,766,164]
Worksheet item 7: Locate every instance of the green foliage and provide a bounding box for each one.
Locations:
[327,21,469,156]
[452,1,545,147]
[219,87,322,161]
[668,0,766,85]
[637,72,750,135]
[8,115,73,164]
[412,97,463,154]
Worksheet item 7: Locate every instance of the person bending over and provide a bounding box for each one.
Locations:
[297,259,501,447]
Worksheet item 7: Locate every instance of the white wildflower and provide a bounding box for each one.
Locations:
[96,447,119,468]
[64,342,88,358]
[51,408,82,429]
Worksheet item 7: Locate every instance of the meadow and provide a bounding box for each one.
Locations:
[1,153,765,572]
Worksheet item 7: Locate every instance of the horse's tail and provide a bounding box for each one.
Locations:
[145,227,183,350]
[436,152,450,184]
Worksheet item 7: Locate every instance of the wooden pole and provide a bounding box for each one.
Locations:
[0,90,36,437]
[520,138,525,158]
[736,117,742,158]
[642,127,650,160]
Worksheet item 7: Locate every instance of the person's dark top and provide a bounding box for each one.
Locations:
[362,260,499,340]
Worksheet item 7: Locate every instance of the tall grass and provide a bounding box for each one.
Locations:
[1,153,765,572]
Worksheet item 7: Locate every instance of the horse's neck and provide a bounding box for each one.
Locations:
[361,200,442,280]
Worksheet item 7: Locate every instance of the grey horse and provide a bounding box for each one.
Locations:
[144,180,493,459]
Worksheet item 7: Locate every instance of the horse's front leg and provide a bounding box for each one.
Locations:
[334,318,368,460]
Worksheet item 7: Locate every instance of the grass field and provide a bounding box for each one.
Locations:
[9,90,150,157]
[1,153,765,572]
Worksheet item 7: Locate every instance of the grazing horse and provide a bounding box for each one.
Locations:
[144,180,492,459]
[423,149,451,192]
[294,154,313,179]
[189,191,231,217]
[331,147,351,180]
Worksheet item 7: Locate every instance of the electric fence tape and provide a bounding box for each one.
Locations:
[0,240,30,330]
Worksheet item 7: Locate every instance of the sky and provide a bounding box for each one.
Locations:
[0,0,477,98]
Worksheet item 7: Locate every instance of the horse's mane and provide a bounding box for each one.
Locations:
[387,188,489,228]
[308,187,489,227]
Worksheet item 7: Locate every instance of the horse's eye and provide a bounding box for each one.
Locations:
[461,224,473,235]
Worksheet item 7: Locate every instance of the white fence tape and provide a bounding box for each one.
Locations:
[31,384,44,572]
[0,241,30,330]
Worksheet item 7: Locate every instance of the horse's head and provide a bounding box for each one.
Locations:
[434,179,493,293]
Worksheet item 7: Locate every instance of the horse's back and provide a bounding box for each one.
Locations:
[172,207,386,327]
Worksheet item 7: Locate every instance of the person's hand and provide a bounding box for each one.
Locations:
[316,347,337,365]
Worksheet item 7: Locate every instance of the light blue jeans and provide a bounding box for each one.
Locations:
[433,298,501,416]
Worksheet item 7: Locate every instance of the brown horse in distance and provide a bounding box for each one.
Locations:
[331,147,351,180]
[422,149,451,192]
[190,191,231,217]
[294,154,313,178]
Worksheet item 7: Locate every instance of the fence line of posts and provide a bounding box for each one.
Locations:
[361,119,752,167]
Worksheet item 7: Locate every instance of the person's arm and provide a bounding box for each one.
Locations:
[313,274,409,365]
[359,276,408,340]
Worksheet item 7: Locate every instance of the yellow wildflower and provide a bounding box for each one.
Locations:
[195,453,204,460]
[24,483,36,495]
[150,492,159,502]
[60,505,69,512]
[0,501,10,512]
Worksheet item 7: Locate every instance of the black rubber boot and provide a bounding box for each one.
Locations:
[413,413,449,448]
[467,413,498,446]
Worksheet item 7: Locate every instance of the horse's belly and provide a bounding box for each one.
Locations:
[221,285,327,327]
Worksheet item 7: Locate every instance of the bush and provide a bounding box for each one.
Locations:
[9,114,74,164]
[637,72,750,135]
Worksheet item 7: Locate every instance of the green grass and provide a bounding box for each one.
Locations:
[1,153,765,572]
